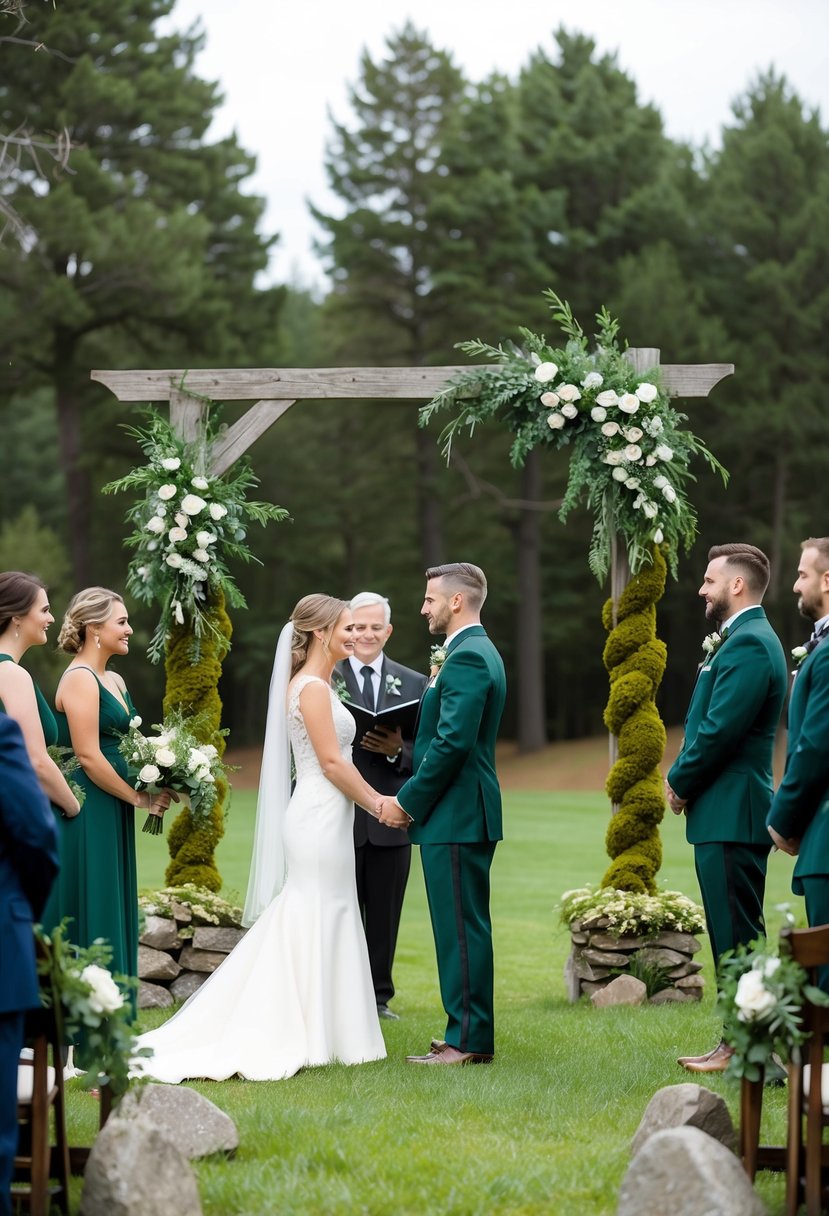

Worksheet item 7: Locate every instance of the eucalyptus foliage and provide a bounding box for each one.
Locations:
[421,292,727,580]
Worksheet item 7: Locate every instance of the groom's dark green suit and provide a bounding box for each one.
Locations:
[397,625,506,1056]
[667,606,787,968]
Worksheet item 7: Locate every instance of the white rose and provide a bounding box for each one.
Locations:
[642,501,659,519]
[792,645,809,662]
[625,477,640,490]
[166,553,183,569]
[161,457,181,471]
[195,530,215,547]
[547,412,565,430]
[636,382,659,403]
[191,476,209,490]
[645,455,657,467]
[582,371,603,390]
[758,956,781,979]
[561,403,578,419]
[662,484,677,503]
[618,393,640,414]
[596,390,618,408]
[624,444,643,462]
[158,484,177,501]
[540,391,560,407]
[209,503,228,521]
[145,516,165,534]
[154,747,176,768]
[168,527,188,543]
[611,466,628,482]
[653,475,668,489]
[180,494,206,516]
[129,715,142,729]
[590,406,607,422]
[193,548,210,562]
[734,969,777,1021]
[138,763,161,784]
[188,747,209,772]
[654,528,664,544]
[601,421,620,437]
[624,427,643,443]
[202,744,218,759]
[656,445,674,462]
[603,450,626,466]
[534,361,558,383]
[80,964,124,1016]
[556,383,581,403]
[175,512,189,528]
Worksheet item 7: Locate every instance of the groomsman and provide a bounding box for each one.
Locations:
[0,713,59,1216]
[767,538,829,948]
[379,563,506,1066]
[336,592,427,1020]
[665,543,787,1073]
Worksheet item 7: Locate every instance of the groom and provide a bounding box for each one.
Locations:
[379,563,506,1065]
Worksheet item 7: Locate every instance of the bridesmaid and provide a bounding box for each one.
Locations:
[54,587,170,993]
[0,571,81,827]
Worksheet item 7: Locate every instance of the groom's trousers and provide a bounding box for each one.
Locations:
[420,840,497,1056]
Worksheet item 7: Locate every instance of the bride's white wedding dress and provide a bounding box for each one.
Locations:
[137,675,386,1081]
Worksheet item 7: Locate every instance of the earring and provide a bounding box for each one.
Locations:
[95,634,101,650]
[14,623,19,640]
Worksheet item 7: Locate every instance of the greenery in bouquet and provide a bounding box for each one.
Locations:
[120,709,231,835]
[103,407,289,662]
[420,292,727,580]
[139,884,244,936]
[46,744,86,809]
[36,922,148,1097]
[559,885,706,938]
[718,938,829,1081]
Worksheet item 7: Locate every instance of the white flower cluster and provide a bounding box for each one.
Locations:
[734,957,780,1022]
[122,713,224,823]
[143,456,227,583]
[560,885,706,937]
[80,963,125,1015]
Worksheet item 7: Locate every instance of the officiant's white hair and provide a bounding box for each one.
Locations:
[349,591,391,624]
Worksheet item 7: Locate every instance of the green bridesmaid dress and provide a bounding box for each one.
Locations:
[53,668,139,991]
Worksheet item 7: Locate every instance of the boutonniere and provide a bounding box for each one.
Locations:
[791,645,809,671]
[332,675,351,702]
[384,674,402,697]
[701,632,724,657]
[429,645,448,677]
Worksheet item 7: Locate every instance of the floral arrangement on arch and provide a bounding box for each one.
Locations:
[103,409,288,661]
[420,292,727,580]
[718,937,829,1081]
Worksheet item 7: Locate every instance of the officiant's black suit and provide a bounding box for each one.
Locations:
[336,655,427,1009]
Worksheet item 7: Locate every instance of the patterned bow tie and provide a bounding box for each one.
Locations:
[804,622,829,654]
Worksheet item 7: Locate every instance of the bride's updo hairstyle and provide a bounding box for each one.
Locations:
[0,571,47,636]
[289,594,348,675]
[58,586,124,654]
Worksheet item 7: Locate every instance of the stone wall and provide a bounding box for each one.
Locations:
[564,918,705,1003]
[137,900,247,1009]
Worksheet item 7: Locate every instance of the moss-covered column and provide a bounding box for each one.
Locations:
[162,588,232,892]
[601,547,668,894]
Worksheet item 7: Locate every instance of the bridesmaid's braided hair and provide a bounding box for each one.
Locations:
[289,594,348,676]
[57,587,124,654]
[0,571,47,637]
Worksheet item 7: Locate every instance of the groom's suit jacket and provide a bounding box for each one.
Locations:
[397,625,506,844]
[336,655,427,847]
[767,637,829,891]
[667,605,787,847]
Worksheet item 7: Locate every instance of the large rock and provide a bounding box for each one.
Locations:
[635,946,688,969]
[137,981,174,1010]
[649,988,694,1005]
[116,1083,238,1158]
[79,1112,201,1216]
[177,947,230,974]
[631,1084,737,1157]
[563,951,582,1003]
[587,933,648,952]
[191,926,246,953]
[137,945,181,982]
[582,947,631,967]
[139,915,179,951]
[618,1126,764,1216]
[590,974,647,1008]
[170,971,209,1002]
[652,930,702,954]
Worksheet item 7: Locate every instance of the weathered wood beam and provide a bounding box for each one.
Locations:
[208,401,297,477]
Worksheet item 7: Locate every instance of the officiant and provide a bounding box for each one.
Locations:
[336,592,427,1021]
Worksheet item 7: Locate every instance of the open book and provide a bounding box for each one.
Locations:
[343,697,421,738]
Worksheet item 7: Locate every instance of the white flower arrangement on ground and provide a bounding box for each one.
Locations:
[120,710,230,835]
[718,938,829,1081]
[559,885,706,938]
[103,408,288,661]
[139,884,244,933]
[420,293,727,580]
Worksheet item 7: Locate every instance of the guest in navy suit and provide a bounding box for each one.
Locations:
[0,712,58,1216]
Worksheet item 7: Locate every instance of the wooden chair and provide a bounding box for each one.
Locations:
[13,1003,70,1216]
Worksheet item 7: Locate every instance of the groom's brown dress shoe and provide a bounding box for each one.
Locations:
[678,1042,734,1073]
[407,1045,493,1065]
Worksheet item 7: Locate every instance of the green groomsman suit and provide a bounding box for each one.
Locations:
[397,625,506,1056]
[767,626,829,934]
[667,606,788,969]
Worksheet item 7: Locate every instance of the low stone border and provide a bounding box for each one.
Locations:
[564,917,704,1004]
[137,902,247,1009]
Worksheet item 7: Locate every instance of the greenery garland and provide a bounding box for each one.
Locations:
[601,548,667,893]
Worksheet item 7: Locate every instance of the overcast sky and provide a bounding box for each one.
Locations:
[160,0,829,289]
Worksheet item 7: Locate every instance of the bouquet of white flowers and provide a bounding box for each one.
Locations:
[120,710,228,835]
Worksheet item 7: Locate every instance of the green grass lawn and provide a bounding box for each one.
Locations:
[65,790,803,1215]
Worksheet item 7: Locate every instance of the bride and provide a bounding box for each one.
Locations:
[137,595,389,1081]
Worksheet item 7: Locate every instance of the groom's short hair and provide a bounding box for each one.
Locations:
[708,543,771,596]
[349,591,391,624]
[426,563,487,609]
